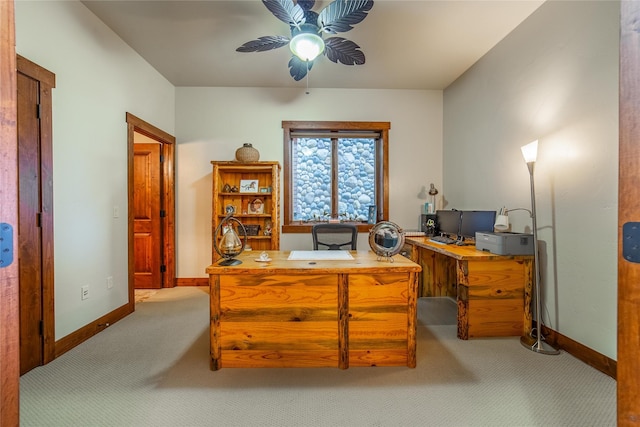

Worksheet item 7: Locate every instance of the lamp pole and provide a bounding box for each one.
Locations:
[520,141,559,355]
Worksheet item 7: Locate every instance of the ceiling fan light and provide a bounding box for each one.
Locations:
[290,28,324,61]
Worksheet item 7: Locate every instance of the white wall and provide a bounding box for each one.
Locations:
[16,1,175,339]
[175,88,442,277]
[443,1,618,359]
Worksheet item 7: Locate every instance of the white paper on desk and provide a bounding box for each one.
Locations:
[287,250,354,261]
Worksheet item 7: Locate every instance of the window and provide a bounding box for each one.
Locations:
[282,121,390,233]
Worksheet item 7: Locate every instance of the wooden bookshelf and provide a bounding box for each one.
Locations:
[211,161,280,262]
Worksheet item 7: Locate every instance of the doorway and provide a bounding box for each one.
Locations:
[16,55,55,375]
[126,114,175,298]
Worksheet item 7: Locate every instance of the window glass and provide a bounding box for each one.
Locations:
[337,138,376,221]
[292,137,332,221]
[292,137,376,222]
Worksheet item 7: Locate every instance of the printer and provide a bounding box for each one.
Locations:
[475,232,534,255]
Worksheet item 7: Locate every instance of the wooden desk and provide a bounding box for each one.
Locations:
[405,237,533,340]
[206,250,421,370]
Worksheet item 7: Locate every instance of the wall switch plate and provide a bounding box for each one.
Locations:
[106,276,113,289]
[113,206,119,218]
[81,285,89,300]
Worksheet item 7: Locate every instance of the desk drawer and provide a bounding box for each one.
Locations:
[457,259,527,339]
[457,283,524,338]
[458,259,527,290]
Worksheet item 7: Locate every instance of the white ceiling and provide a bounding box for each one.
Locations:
[81,0,545,90]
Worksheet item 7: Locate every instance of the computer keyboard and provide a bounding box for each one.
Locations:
[429,235,457,245]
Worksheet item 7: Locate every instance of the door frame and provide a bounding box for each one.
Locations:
[0,2,20,425]
[126,113,175,306]
[17,55,56,370]
[617,2,640,424]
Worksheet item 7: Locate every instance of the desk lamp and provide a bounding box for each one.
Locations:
[494,207,533,232]
[520,140,560,355]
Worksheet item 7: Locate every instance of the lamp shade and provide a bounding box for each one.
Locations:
[521,140,538,163]
[290,24,325,61]
[494,214,510,231]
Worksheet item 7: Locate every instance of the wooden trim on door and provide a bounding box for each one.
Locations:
[126,113,176,298]
[618,2,640,424]
[16,55,56,365]
[0,2,20,425]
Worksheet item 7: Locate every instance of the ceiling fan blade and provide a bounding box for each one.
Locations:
[262,0,306,28]
[236,35,290,53]
[324,37,365,65]
[288,56,313,81]
[317,0,374,34]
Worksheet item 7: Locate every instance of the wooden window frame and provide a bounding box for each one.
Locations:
[282,120,390,233]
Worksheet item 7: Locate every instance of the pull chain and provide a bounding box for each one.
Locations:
[306,60,311,95]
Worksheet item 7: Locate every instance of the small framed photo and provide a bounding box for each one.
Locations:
[367,205,377,224]
[239,179,258,193]
[248,198,264,214]
[259,187,271,194]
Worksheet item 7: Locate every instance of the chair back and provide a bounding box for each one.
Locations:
[312,223,358,250]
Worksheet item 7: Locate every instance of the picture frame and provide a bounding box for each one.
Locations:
[248,198,265,214]
[239,179,258,193]
[259,187,270,194]
[367,205,377,224]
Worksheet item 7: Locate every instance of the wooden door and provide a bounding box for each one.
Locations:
[0,2,20,424]
[133,143,162,289]
[17,69,43,374]
[618,2,640,424]
[15,56,55,377]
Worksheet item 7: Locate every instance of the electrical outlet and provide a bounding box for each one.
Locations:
[106,276,113,289]
[81,285,89,300]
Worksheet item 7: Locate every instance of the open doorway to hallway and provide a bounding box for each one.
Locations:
[126,114,176,298]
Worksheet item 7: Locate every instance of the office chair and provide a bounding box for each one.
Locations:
[312,223,358,250]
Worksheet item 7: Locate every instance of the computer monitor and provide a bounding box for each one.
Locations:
[435,210,462,238]
[459,210,497,241]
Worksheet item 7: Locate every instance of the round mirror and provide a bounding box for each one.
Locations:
[368,221,405,261]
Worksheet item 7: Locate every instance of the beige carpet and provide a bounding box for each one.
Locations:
[20,287,616,427]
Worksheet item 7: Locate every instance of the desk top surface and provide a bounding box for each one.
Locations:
[206,250,421,275]
[405,237,533,261]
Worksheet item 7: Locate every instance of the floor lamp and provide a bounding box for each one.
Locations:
[520,140,560,355]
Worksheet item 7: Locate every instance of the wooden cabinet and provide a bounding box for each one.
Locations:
[405,237,533,339]
[211,161,280,261]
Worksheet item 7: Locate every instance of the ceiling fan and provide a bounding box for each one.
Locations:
[237,0,374,81]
